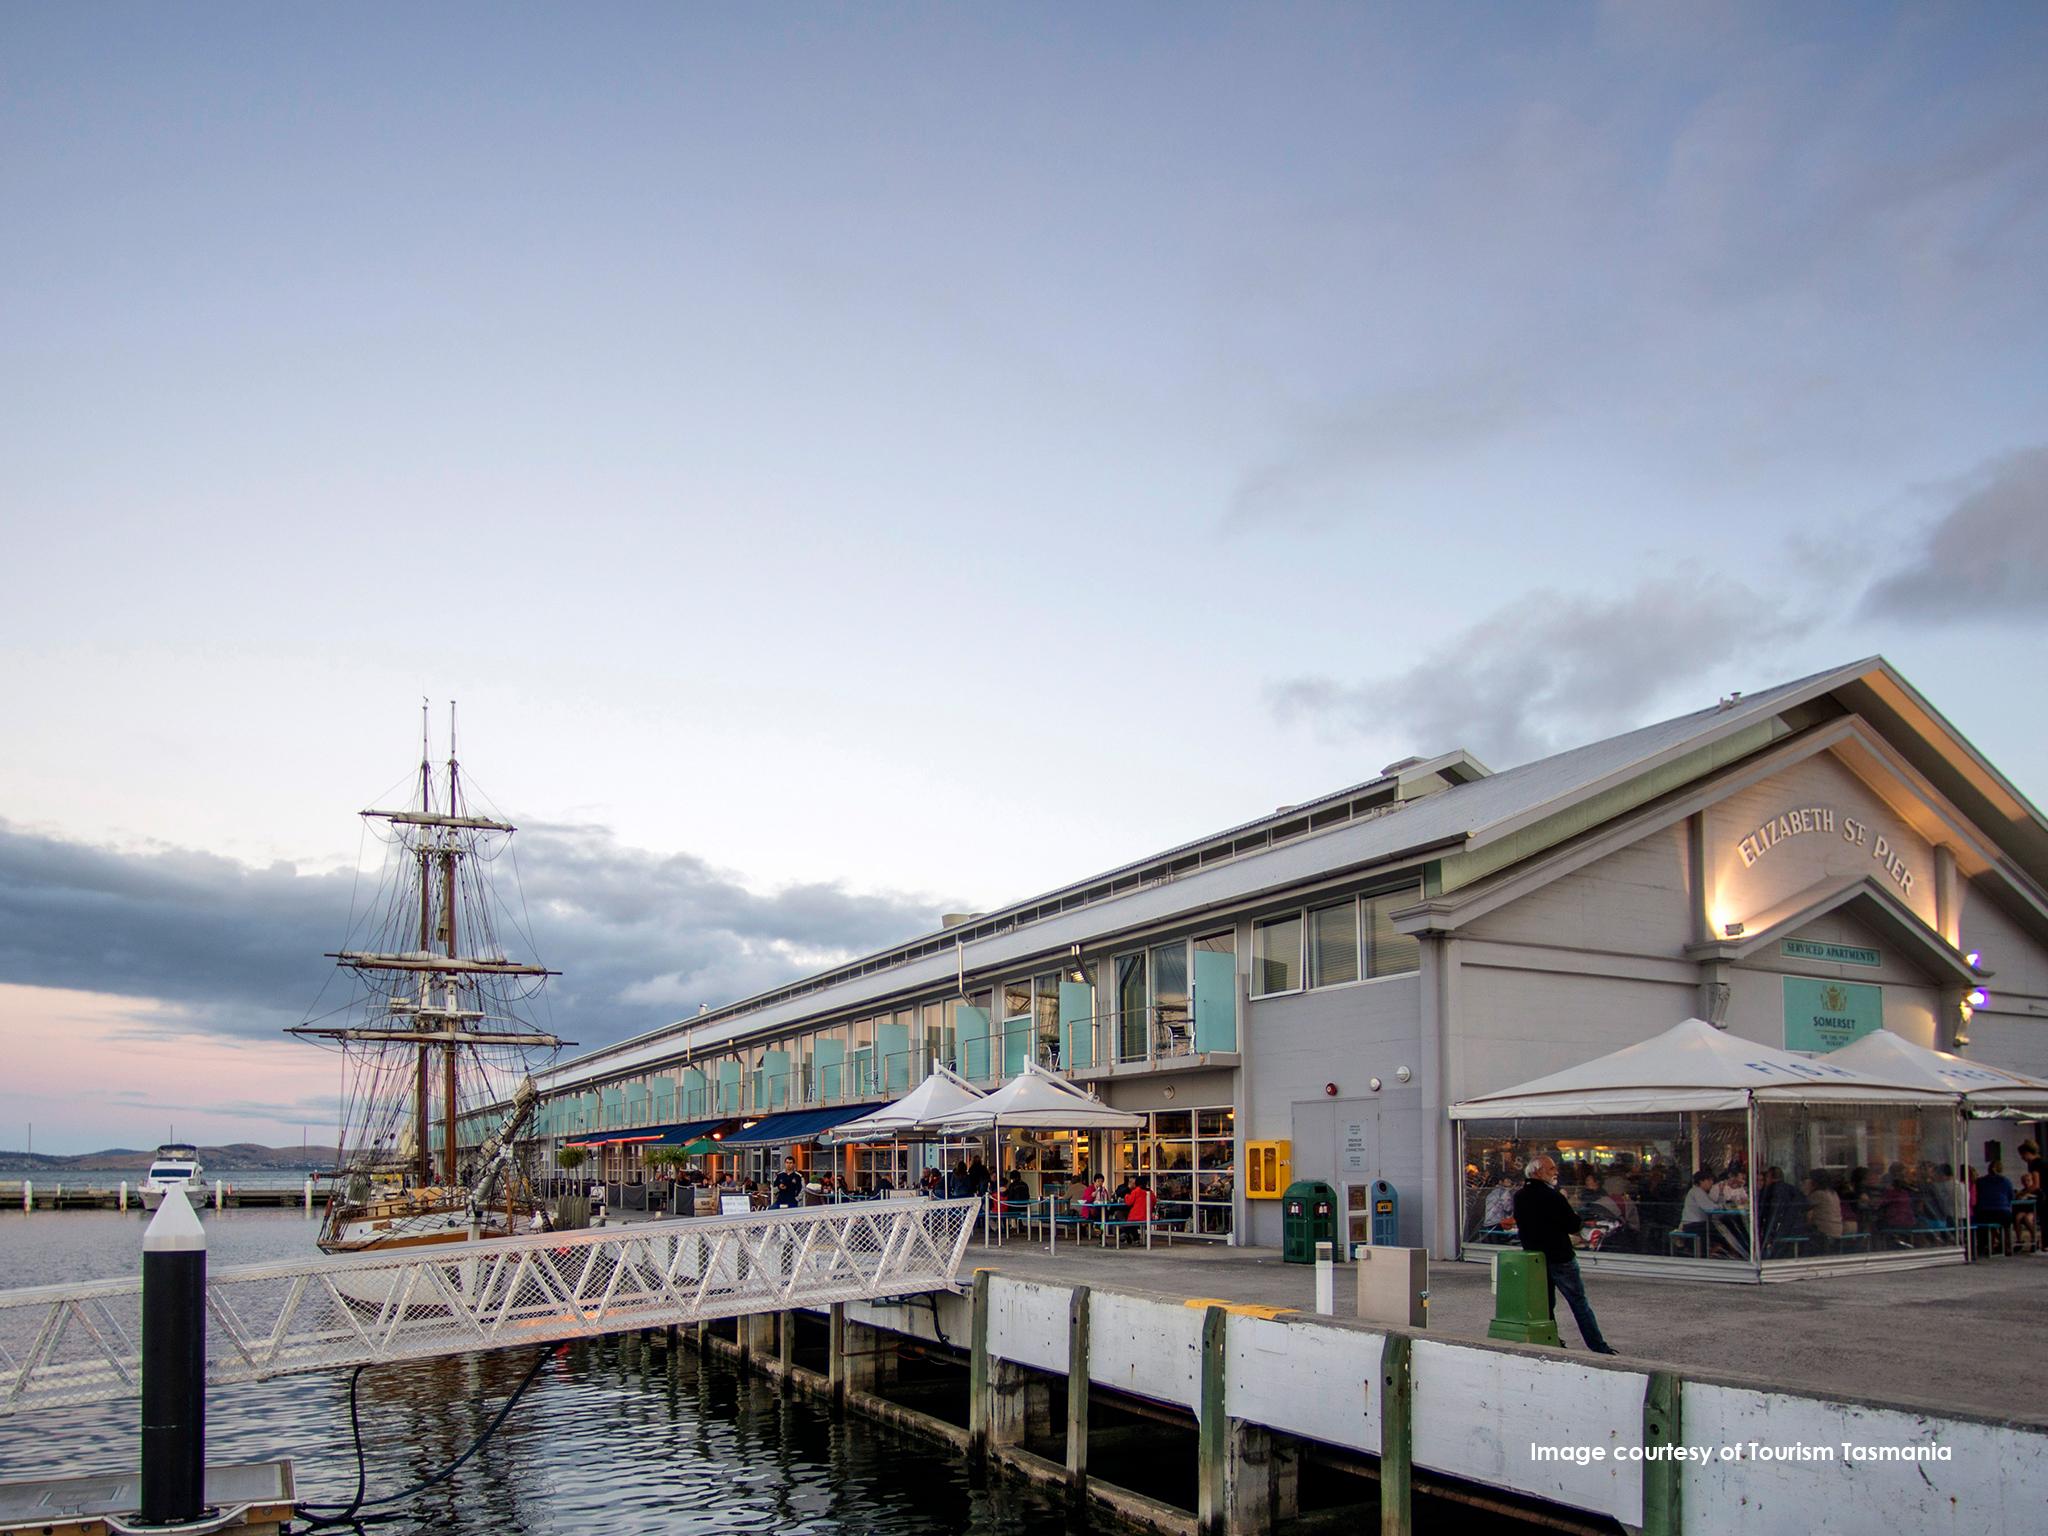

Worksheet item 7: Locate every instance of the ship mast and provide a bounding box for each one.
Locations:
[442,702,460,1185]
[415,701,433,1185]
[290,702,563,1190]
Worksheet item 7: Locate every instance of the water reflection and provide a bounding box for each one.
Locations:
[4,1212,1084,1533]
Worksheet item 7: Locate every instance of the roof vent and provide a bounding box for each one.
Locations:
[1716,691,1744,712]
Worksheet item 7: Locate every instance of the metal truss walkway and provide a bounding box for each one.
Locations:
[0,1196,979,1414]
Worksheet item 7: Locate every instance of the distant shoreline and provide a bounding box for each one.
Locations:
[0,1143,341,1174]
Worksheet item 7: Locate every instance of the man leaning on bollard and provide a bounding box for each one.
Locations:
[1513,1156,1618,1355]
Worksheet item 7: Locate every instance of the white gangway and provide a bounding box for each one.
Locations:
[0,1197,980,1415]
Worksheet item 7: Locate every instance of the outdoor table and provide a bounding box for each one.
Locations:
[1705,1206,1751,1261]
[1072,1200,1121,1246]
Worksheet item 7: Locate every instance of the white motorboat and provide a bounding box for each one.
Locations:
[139,1144,204,1210]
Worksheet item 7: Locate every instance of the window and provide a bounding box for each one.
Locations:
[1110,1106,1236,1239]
[1034,973,1062,1067]
[1252,914,1302,995]
[1000,983,1032,1077]
[1309,900,1360,988]
[923,1000,952,1074]
[1116,953,1148,1062]
[1152,941,1190,1053]
[850,1017,877,1097]
[1364,885,1421,977]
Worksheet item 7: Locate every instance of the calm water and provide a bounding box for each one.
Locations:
[0,1210,1085,1535]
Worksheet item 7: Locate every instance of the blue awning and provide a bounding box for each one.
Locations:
[718,1104,886,1147]
[651,1117,739,1146]
[566,1117,738,1149]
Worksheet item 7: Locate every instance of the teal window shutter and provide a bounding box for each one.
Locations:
[956,1003,992,1080]
[878,1020,912,1094]
[814,1040,846,1101]
[1193,949,1238,1052]
[1002,1016,1029,1077]
[1058,980,1095,1069]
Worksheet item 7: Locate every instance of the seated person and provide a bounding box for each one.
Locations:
[1677,1170,1716,1251]
[1120,1179,1156,1240]
[1755,1166,1806,1250]
[1482,1174,1519,1232]
[1975,1162,2016,1253]
[2017,1142,2044,1249]
[1002,1170,1029,1206]
[1578,1171,1621,1222]
[1802,1174,1843,1248]
[1872,1174,1915,1240]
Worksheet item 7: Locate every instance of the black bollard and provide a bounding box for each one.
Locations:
[140,1185,207,1526]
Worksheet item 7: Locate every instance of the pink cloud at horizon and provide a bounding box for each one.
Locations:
[0,984,338,1155]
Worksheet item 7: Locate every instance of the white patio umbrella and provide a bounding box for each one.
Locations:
[826,1064,988,1138]
[812,1065,987,1199]
[1826,1030,2048,1118]
[926,1061,1144,1250]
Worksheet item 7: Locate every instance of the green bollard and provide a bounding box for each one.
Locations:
[1485,1250,1561,1346]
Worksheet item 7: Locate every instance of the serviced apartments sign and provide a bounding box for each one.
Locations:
[1783,977,1884,1053]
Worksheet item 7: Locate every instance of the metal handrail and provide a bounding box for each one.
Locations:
[0,1197,980,1414]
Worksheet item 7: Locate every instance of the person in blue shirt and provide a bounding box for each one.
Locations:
[1975,1161,2015,1255]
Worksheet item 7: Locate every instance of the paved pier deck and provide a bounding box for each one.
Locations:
[960,1239,2048,1427]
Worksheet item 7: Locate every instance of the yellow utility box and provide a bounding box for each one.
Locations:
[1246,1140,1292,1198]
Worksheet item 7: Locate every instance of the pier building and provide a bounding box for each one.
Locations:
[483,656,2048,1266]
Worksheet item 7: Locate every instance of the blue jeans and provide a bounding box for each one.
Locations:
[1546,1256,1611,1351]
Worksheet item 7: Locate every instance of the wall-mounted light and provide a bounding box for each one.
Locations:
[1966,951,1983,970]
[1395,1065,1412,1084]
[1369,1076,1383,1092]
[1968,988,1989,1008]
[1723,921,1746,938]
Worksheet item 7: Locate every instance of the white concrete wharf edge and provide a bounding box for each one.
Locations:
[807,1269,2048,1536]
[0,1197,978,1415]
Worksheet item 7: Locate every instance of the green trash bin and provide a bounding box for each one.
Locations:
[1486,1249,1561,1346]
[1281,1179,1339,1264]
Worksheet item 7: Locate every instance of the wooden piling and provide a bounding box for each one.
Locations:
[1065,1284,1090,1500]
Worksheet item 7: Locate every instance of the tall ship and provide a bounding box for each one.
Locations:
[291,707,565,1254]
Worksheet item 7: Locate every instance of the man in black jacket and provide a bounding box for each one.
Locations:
[1512,1156,1617,1355]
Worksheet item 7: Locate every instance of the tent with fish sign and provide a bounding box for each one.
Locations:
[1450,1017,1958,1280]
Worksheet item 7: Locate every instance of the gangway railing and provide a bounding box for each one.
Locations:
[0,1196,979,1415]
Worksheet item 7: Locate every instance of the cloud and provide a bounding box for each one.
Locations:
[0,819,949,1053]
[1860,444,2048,621]
[1269,575,1814,765]
[1223,374,1540,532]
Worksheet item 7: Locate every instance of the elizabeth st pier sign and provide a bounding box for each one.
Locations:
[1734,804,1916,897]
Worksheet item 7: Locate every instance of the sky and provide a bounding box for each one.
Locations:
[3,3,2045,1152]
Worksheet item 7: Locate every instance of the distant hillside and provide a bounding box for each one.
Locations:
[0,1142,341,1173]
